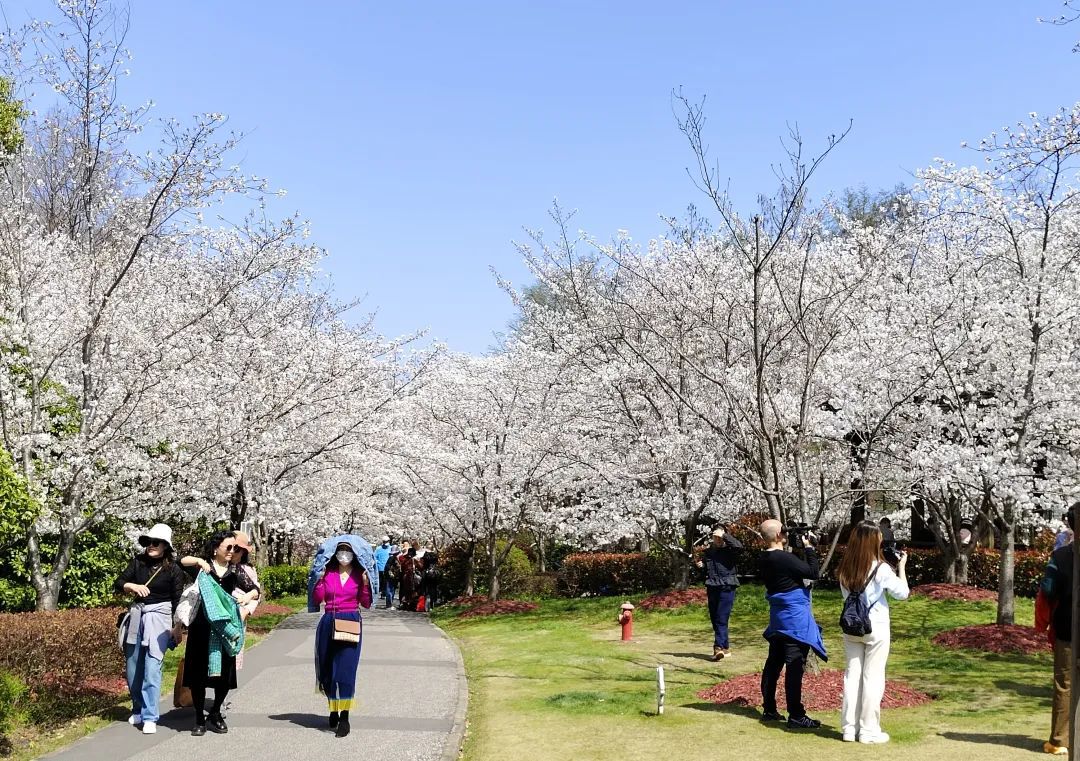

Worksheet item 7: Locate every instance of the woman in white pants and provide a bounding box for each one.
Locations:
[836,521,909,744]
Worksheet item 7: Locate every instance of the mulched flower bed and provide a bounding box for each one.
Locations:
[456,600,539,619]
[913,583,997,602]
[447,595,490,607]
[251,603,294,616]
[932,624,1049,654]
[697,668,931,711]
[638,588,708,610]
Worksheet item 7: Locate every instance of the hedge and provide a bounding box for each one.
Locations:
[0,607,125,723]
[259,564,309,599]
[560,552,671,596]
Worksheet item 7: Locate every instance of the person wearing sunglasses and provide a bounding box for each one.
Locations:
[114,523,187,735]
[178,530,243,736]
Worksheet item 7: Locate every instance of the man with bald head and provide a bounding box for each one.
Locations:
[758,518,827,730]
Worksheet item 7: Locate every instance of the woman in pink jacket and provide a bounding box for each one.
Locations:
[312,541,372,738]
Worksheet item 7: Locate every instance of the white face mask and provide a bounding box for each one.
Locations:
[335,550,354,565]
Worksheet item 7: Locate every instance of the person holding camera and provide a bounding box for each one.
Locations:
[696,526,743,660]
[758,518,827,729]
[837,521,910,744]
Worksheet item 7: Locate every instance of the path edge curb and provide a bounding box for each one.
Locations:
[433,618,469,761]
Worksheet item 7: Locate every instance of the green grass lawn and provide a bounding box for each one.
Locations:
[4,594,309,761]
[434,587,1051,761]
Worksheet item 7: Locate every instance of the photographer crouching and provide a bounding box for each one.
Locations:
[758,518,827,729]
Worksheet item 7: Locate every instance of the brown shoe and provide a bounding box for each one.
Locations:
[722,648,732,658]
[712,647,726,661]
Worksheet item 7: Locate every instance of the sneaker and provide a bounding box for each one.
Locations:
[761,711,785,722]
[842,732,857,742]
[711,647,725,661]
[128,714,142,726]
[722,648,732,658]
[1044,743,1069,756]
[859,732,890,744]
[787,715,821,729]
[142,721,157,735]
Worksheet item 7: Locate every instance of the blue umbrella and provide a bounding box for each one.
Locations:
[307,534,380,612]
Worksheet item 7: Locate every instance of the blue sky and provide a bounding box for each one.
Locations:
[7,1,1078,353]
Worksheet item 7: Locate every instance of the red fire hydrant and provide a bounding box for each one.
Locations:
[618,602,635,641]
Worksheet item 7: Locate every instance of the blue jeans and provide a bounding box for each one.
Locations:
[707,586,736,649]
[124,642,164,722]
[384,579,396,606]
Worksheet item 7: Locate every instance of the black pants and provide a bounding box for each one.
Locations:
[760,634,810,718]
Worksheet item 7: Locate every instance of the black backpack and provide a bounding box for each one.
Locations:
[839,563,883,636]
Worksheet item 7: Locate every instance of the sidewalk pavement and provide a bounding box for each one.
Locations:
[43,606,468,761]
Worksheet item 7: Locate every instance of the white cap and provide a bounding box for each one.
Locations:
[138,523,173,549]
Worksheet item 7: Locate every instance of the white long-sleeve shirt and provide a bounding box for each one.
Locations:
[840,562,909,631]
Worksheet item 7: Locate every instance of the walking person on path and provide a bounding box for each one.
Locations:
[375,536,393,608]
[695,525,743,660]
[837,521,909,744]
[758,518,827,730]
[180,530,245,736]
[114,523,187,735]
[312,539,374,738]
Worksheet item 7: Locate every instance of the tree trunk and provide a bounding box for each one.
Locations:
[953,553,969,585]
[536,532,547,574]
[463,540,476,597]
[28,523,77,612]
[995,520,1015,625]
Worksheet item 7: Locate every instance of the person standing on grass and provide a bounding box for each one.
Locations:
[695,525,743,660]
[837,521,909,745]
[115,523,187,735]
[758,518,827,730]
[1040,502,1076,756]
[313,540,373,738]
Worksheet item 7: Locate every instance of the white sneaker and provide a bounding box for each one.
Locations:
[142,721,157,735]
[128,714,142,726]
[859,732,889,744]
[842,732,856,742]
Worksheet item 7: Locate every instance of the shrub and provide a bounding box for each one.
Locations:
[259,565,308,599]
[0,607,125,724]
[560,552,671,596]
[0,670,26,743]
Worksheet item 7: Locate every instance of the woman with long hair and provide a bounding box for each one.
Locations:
[114,523,187,734]
[180,530,243,736]
[836,520,909,744]
[313,540,373,738]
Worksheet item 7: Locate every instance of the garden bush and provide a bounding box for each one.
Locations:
[560,552,671,596]
[0,669,26,746]
[0,607,125,723]
[259,564,308,599]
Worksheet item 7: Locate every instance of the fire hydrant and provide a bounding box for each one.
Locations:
[618,602,635,641]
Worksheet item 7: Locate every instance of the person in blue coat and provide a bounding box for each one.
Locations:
[374,537,393,608]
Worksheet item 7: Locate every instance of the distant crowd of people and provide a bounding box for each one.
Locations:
[374,537,441,612]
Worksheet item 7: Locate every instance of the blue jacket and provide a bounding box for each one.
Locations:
[374,543,391,571]
[307,535,379,612]
[763,587,827,661]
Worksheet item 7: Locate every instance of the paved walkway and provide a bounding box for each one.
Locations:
[44,607,468,761]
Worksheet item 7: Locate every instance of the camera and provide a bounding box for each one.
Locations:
[786,522,817,550]
[883,540,903,566]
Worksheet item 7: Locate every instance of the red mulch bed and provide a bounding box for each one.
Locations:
[698,669,931,711]
[914,583,997,602]
[638,588,708,610]
[932,624,1050,654]
[456,600,539,619]
[447,595,490,607]
[251,603,294,616]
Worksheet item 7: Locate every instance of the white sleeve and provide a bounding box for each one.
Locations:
[878,563,909,601]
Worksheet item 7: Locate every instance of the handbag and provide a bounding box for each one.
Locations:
[173,657,193,708]
[175,577,202,627]
[332,616,361,644]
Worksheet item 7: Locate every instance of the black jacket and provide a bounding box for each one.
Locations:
[1042,543,1075,642]
[113,554,187,613]
[702,535,743,587]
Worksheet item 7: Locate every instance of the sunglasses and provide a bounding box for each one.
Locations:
[146,539,167,548]
[222,544,236,552]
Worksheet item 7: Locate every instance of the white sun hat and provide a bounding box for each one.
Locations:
[138,523,173,549]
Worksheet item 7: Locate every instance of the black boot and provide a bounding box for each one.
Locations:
[328,711,339,728]
[207,712,229,734]
[335,711,350,738]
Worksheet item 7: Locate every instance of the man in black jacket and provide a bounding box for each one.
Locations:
[758,518,827,730]
[1041,502,1077,756]
[696,526,743,660]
